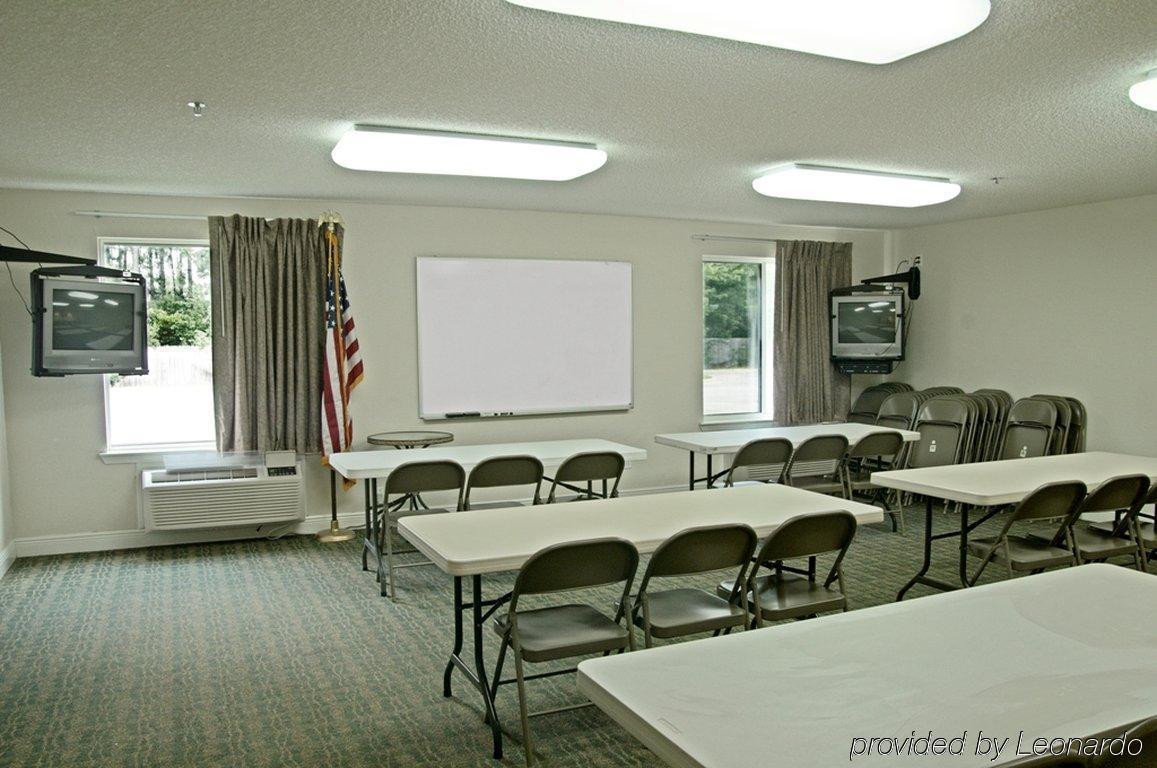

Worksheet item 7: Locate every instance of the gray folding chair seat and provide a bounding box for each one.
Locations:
[492,605,629,662]
[967,481,1086,584]
[967,535,1074,570]
[723,437,793,488]
[744,573,846,619]
[636,588,748,638]
[631,524,757,647]
[717,511,857,626]
[1069,526,1145,563]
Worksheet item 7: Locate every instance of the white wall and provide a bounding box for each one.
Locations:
[0,332,13,574]
[891,192,1157,454]
[0,188,887,549]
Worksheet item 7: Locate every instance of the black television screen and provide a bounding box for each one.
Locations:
[32,274,148,376]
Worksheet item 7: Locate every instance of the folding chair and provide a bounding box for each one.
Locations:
[491,538,638,766]
[1000,398,1058,460]
[630,524,757,648]
[723,437,793,487]
[783,434,849,496]
[1094,716,1157,767]
[378,460,466,598]
[845,431,907,532]
[718,511,857,626]
[1067,475,1150,571]
[464,455,544,510]
[966,481,1086,585]
[545,451,625,503]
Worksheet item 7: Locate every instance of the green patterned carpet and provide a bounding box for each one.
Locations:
[0,506,1129,768]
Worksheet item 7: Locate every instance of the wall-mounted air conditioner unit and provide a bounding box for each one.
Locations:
[142,461,305,531]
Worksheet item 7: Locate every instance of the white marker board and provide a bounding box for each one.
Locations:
[416,257,633,419]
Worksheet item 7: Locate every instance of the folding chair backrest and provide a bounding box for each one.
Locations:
[921,386,964,396]
[643,524,758,580]
[1000,423,1053,460]
[1010,481,1088,524]
[513,538,639,598]
[385,461,466,504]
[908,421,965,468]
[756,511,858,562]
[1009,397,1058,431]
[464,455,545,509]
[467,455,544,489]
[1097,716,1157,767]
[849,386,897,423]
[554,451,625,484]
[847,431,905,461]
[786,434,849,480]
[726,438,793,485]
[1080,474,1150,536]
[876,392,921,430]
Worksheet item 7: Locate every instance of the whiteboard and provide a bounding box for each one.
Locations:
[416,257,633,419]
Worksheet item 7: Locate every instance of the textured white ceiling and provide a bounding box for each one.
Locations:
[1,0,1155,229]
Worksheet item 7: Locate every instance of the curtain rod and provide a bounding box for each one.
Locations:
[75,210,207,221]
[692,234,778,244]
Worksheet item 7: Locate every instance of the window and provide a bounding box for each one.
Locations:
[101,239,214,451]
[702,256,775,420]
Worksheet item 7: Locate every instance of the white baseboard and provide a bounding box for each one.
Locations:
[0,541,15,580]
[11,483,685,559]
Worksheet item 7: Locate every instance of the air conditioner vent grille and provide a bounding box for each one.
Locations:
[142,464,305,531]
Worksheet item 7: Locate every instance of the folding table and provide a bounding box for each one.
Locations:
[398,483,884,760]
[328,438,648,586]
[872,451,1157,599]
[577,564,1157,768]
[655,423,919,490]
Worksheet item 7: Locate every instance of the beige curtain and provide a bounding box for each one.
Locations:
[773,240,853,425]
[209,215,328,453]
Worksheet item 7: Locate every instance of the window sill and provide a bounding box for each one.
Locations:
[100,443,217,466]
[699,414,777,430]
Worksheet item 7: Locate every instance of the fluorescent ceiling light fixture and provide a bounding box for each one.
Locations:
[77,303,95,309]
[331,126,607,181]
[52,301,69,307]
[103,299,120,306]
[504,0,991,64]
[753,164,961,207]
[1129,71,1157,111]
[68,290,100,300]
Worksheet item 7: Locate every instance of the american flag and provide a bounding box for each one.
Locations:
[321,226,364,474]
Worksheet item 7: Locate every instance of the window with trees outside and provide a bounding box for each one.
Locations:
[702,256,775,419]
[101,239,214,451]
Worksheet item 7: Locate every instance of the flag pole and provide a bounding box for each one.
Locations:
[316,211,356,543]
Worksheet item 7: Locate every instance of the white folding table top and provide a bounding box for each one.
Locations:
[327,438,647,480]
[398,484,883,576]
[655,423,919,455]
[872,451,1157,506]
[577,564,1157,768]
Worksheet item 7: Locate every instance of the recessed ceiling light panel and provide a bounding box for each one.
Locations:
[505,0,992,64]
[753,164,962,207]
[331,126,608,181]
[1129,71,1157,111]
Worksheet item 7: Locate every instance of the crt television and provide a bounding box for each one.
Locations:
[31,271,149,377]
[830,291,904,361]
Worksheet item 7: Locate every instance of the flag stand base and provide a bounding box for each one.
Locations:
[316,467,356,544]
[316,519,356,543]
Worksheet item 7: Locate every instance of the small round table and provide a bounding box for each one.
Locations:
[367,430,455,450]
[367,431,455,510]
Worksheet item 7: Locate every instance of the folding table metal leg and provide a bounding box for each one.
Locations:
[958,505,971,587]
[443,575,504,760]
[896,496,959,600]
[688,451,695,491]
